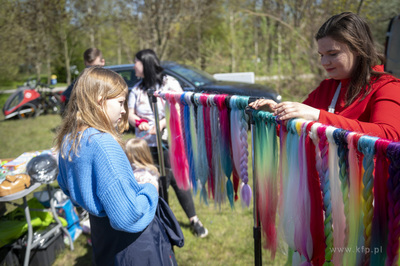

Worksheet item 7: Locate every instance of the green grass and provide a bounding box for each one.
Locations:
[0,113,289,265]
[0,114,61,159]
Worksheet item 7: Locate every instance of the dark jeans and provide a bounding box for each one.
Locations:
[150,146,196,219]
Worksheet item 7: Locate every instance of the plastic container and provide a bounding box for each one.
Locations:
[13,231,64,266]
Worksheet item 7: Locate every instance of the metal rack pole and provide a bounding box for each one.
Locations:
[147,89,168,203]
[245,103,262,266]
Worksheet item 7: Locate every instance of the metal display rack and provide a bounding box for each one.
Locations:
[0,183,74,266]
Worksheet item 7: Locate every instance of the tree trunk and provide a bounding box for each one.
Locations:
[254,0,259,74]
[62,30,71,84]
[117,26,121,65]
[35,62,42,83]
[230,10,236,72]
[46,51,51,84]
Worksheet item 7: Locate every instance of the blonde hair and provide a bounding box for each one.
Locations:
[54,67,129,159]
[125,138,159,175]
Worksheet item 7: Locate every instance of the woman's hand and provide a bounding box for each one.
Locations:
[138,122,150,131]
[148,117,166,135]
[249,99,277,112]
[273,102,320,121]
[149,126,156,135]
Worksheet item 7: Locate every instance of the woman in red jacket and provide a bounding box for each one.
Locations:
[251,12,400,141]
[250,12,400,265]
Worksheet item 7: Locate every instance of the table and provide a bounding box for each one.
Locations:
[0,183,74,266]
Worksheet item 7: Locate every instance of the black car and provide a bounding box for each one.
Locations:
[104,61,281,102]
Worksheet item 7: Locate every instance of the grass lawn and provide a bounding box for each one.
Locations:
[0,113,288,265]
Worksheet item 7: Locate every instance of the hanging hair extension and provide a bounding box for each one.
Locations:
[208,94,225,207]
[333,128,350,250]
[230,95,251,207]
[181,92,197,193]
[370,138,391,265]
[357,135,378,265]
[277,119,289,264]
[304,121,326,266]
[180,92,190,155]
[385,142,400,266]
[164,92,190,190]
[193,93,209,204]
[343,132,364,266]
[310,124,334,265]
[281,119,302,252]
[326,126,346,266]
[253,110,279,258]
[278,120,288,214]
[215,94,234,208]
[293,119,313,264]
[200,94,214,199]
[232,164,240,201]
[230,100,240,201]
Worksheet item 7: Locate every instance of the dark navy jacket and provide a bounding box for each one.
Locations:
[89,197,184,266]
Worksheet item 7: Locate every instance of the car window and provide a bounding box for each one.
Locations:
[164,71,194,91]
[385,14,400,78]
[114,70,139,88]
[166,64,215,87]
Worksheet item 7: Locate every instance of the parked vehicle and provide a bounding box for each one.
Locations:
[2,80,62,120]
[385,14,400,78]
[105,61,281,102]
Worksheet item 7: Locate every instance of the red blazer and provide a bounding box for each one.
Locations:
[303,65,400,141]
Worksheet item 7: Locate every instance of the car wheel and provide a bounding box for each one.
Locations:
[17,103,37,119]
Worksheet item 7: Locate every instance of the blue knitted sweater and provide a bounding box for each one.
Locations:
[57,128,158,233]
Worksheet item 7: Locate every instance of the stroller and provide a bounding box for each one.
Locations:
[3,78,62,120]
[2,86,41,119]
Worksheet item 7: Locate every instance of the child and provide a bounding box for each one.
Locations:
[126,138,159,192]
[55,66,179,265]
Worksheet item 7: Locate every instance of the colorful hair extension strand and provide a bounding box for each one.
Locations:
[304,121,325,265]
[215,94,234,208]
[253,110,279,258]
[230,95,251,207]
[294,119,313,264]
[370,138,391,265]
[208,94,225,207]
[313,124,334,265]
[193,93,209,204]
[343,132,364,266]
[385,142,400,266]
[358,135,378,265]
[333,128,350,251]
[181,92,197,193]
[326,126,346,266]
[200,94,215,199]
[164,92,190,190]
[281,119,301,251]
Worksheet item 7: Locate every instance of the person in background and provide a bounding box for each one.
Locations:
[126,138,159,192]
[250,12,400,265]
[61,48,105,114]
[55,66,178,265]
[127,49,208,238]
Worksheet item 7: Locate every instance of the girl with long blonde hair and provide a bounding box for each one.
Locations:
[55,66,178,265]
